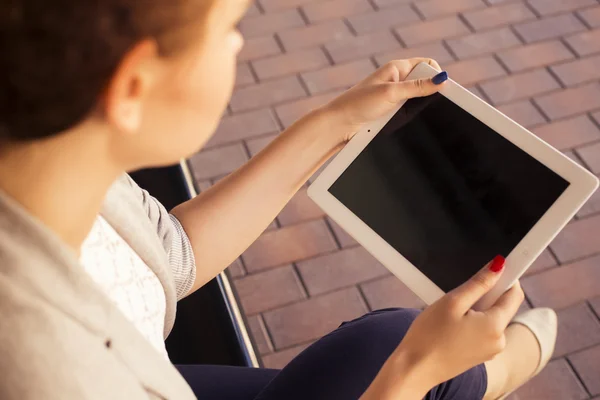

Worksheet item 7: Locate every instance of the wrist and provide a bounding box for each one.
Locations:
[360,346,434,400]
[292,104,354,152]
[385,346,435,399]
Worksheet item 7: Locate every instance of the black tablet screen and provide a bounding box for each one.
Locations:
[329,93,569,292]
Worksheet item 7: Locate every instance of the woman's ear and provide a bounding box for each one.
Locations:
[103,39,159,134]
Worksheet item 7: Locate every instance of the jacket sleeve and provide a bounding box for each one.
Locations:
[122,174,196,300]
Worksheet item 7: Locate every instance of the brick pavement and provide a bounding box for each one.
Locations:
[188,0,600,398]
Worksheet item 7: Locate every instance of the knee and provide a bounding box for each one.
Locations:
[362,307,421,325]
[339,308,421,345]
[301,308,423,376]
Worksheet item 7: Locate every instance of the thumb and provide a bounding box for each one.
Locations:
[448,255,506,313]
[393,71,448,101]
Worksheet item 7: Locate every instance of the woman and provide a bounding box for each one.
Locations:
[0,0,557,399]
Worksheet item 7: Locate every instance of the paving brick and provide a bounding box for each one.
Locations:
[522,253,600,309]
[235,265,305,314]
[360,275,426,310]
[375,42,455,67]
[260,0,319,12]
[536,83,600,120]
[485,0,524,3]
[246,133,278,156]
[468,85,490,103]
[514,14,586,43]
[463,2,536,30]
[346,5,420,34]
[555,302,600,357]
[243,219,338,272]
[552,214,600,262]
[262,343,310,369]
[579,5,600,27]
[308,159,331,183]
[394,16,470,47]
[208,109,280,147]
[302,0,374,23]
[518,299,532,315]
[447,28,522,59]
[211,175,230,186]
[188,143,248,180]
[325,31,401,64]
[498,100,547,127]
[480,68,560,105]
[239,9,305,38]
[252,48,330,80]
[512,359,588,400]
[301,60,376,95]
[534,115,600,150]
[247,315,273,355]
[446,56,507,87]
[372,0,413,7]
[524,249,558,276]
[497,40,575,73]
[195,179,212,192]
[591,296,600,317]
[278,20,353,51]
[235,63,256,88]
[578,142,600,174]
[238,36,282,62]
[227,258,246,278]
[245,2,261,17]
[564,150,585,166]
[278,187,326,226]
[566,28,600,56]
[466,85,489,102]
[297,247,389,295]
[230,76,307,112]
[414,0,486,19]
[577,182,600,217]
[327,218,358,248]
[263,287,368,348]
[528,0,597,16]
[275,91,342,128]
[551,54,600,86]
[570,344,600,396]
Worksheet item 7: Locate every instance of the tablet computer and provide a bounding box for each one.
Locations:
[308,62,599,310]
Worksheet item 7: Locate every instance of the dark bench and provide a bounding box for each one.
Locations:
[130,162,259,367]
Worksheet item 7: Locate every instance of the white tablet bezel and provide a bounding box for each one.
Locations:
[308,62,599,310]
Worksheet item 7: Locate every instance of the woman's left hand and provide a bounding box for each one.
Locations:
[319,58,447,146]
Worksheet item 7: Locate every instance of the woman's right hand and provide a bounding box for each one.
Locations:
[362,256,525,400]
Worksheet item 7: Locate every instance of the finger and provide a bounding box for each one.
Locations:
[448,255,506,313]
[402,58,441,73]
[388,58,442,80]
[485,282,525,328]
[386,73,447,103]
[365,58,442,84]
[429,59,442,72]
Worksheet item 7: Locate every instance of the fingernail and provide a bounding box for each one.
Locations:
[489,255,505,273]
[432,71,448,85]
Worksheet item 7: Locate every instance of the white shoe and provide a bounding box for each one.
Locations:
[498,308,558,400]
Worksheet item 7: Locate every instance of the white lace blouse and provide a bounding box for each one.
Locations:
[80,216,169,358]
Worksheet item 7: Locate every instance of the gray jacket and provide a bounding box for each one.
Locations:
[0,175,197,399]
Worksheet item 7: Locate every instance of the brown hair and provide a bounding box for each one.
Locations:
[0,0,209,141]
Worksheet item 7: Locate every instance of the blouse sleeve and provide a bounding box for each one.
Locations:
[122,174,197,300]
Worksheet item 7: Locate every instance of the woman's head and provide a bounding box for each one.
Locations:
[0,0,248,168]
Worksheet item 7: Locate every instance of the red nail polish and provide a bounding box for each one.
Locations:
[489,255,505,273]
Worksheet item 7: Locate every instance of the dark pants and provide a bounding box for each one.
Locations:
[177,308,488,400]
